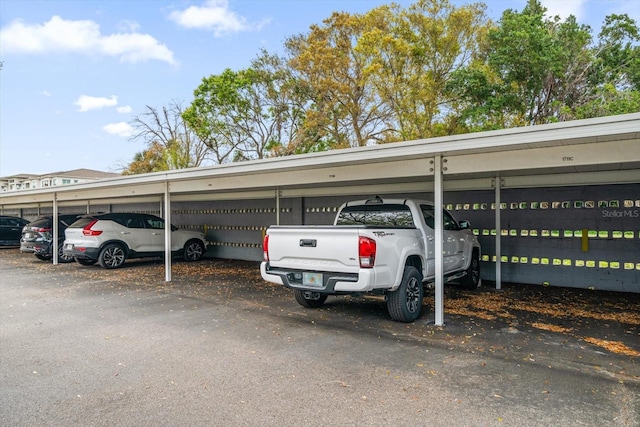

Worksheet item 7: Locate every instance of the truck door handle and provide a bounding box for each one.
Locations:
[300,239,317,247]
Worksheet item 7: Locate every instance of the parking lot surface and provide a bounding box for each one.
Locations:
[1,248,638,426]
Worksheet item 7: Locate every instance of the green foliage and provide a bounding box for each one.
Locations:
[122,142,168,175]
[124,0,639,170]
[183,50,312,162]
[447,0,639,130]
[285,0,490,146]
[285,11,390,149]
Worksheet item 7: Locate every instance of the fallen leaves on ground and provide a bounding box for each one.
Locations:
[530,322,573,334]
[438,283,640,357]
[583,337,640,357]
[443,289,640,326]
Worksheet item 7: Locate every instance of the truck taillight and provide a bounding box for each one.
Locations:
[82,219,103,236]
[359,236,376,268]
[263,234,269,261]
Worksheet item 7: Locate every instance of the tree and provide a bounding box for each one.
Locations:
[359,0,490,139]
[284,0,490,146]
[446,0,582,128]
[127,100,210,173]
[285,10,395,149]
[244,50,318,156]
[122,142,168,175]
[571,14,640,119]
[183,50,311,161]
[446,0,640,130]
[156,0,637,165]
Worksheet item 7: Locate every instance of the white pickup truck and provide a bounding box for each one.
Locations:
[260,197,481,322]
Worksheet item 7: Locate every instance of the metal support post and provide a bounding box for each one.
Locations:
[434,156,444,326]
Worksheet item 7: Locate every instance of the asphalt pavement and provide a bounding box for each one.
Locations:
[1,248,638,426]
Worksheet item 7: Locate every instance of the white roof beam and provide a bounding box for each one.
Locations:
[444,139,640,175]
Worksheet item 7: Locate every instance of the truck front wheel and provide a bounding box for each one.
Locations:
[387,266,423,322]
[293,289,328,308]
[459,250,480,290]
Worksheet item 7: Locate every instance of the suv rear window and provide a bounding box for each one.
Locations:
[336,204,415,227]
[68,217,96,228]
[27,218,53,228]
[29,215,81,228]
[59,215,81,227]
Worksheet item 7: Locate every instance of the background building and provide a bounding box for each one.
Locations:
[0,169,120,192]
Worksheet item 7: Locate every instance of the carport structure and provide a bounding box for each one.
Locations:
[2,112,639,325]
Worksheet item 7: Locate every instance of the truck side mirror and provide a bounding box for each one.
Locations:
[459,220,471,229]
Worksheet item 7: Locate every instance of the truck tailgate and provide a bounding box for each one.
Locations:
[267,226,361,273]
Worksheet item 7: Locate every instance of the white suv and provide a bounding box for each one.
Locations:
[63,213,207,269]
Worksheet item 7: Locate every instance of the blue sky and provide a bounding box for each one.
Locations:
[1,0,637,177]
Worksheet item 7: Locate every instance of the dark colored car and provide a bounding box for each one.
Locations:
[20,214,83,262]
[0,215,30,246]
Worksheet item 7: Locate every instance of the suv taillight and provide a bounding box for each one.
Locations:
[263,234,269,262]
[359,236,376,268]
[36,227,52,233]
[82,219,103,236]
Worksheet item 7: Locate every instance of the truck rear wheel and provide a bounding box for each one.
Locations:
[293,289,327,308]
[387,266,423,322]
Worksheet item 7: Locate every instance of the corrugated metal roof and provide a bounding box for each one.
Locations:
[1,113,639,208]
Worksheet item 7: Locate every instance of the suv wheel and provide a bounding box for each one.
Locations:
[183,240,205,262]
[98,243,126,269]
[58,243,75,263]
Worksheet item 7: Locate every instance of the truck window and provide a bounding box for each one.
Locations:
[337,204,415,227]
[420,205,459,230]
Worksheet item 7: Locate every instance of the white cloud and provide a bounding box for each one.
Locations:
[100,32,175,64]
[117,105,132,114]
[75,95,118,112]
[117,20,140,33]
[40,90,52,97]
[541,0,587,21]
[0,15,176,64]
[169,0,268,36]
[103,122,133,138]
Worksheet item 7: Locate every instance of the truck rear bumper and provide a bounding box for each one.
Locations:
[261,262,376,293]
